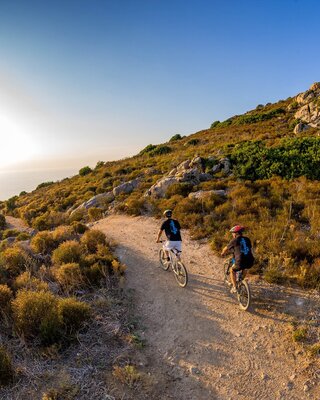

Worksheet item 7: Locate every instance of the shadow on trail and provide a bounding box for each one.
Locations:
[246,279,317,324]
[113,242,235,399]
[187,273,236,306]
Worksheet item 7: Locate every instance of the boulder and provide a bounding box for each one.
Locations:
[177,160,191,172]
[294,82,320,128]
[70,191,115,214]
[85,192,115,208]
[188,190,227,200]
[310,82,320,91]
[113,179,140,196]
[293,122,310,134]
[211,157,231,175]
[189,156,204,171]
[179,167,201,184]
[168,167,178,176]
[144,168,161,176]
[145,176,180,198]
[296,90,315,105]
[199,173,213,182]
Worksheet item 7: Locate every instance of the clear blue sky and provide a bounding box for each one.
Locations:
[0,0,319,170]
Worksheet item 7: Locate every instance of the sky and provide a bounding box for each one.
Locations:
[0,0,319,173]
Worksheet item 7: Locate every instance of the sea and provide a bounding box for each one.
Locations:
[0,168,78,201]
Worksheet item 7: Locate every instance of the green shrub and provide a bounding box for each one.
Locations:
[0,246,28,278]
[85,262,109,285]
[1,229,20,239]
[32,213,50,231]
[68,208,88,223]
[292,327,308,342]
[57,298,91,334]
[36,181,54,190]
[234,107,285,125]
[52,241,82,265]
[263,265,285,284]
[138,144,157,156]
[111,259,126,275]
[299,258,320,289]
[112,364,140,387]
[31,231,56,254]
[149,145,172,156]
[79,166,92,176]
[116,194,146,216]
[14,272,49,292]
[0,214,6,230]
[52,226,74,243]
[53,263,83,292]
[166,183,193,198]
[0,346,14,386]
[71,222,88,234]
[12,290,61,344]
[6,196,18,212]
[88,207,103,221]
[230,138,320,181]
[186,138,199,146]
[210,120,220,128]
[16,232,31,241]
[169,134,182,142]
[0,284,13,318]
[80,230,106,253]
[308,343,320,357]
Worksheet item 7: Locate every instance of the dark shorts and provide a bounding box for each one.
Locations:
[231,264,251,272]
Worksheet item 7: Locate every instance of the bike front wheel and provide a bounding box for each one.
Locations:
[237,280,251,311]
[223,260,232,287]
[159,249,170,271]
[173,261,188,287]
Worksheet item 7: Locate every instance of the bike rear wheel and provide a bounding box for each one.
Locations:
[173,261,188,287]
[237,280,250,311]
[159,249,170,271]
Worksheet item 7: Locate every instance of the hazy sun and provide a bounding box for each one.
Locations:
[0,115,39,168]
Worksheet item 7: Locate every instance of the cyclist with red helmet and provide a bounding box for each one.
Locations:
[221,225,254,293]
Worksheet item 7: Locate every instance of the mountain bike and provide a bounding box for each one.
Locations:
[158,242,188,287]
[223,258,251,310]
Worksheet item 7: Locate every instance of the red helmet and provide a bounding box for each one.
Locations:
[230,225,245,233]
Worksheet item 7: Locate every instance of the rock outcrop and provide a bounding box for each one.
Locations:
[112,178,140,196]
[145,156,211,198]
[145,156,232,198]
[211,158,231,175]
[188,190,227,200]
[294,82,320,130]
[71,178,140,213]
[293,122,310,134]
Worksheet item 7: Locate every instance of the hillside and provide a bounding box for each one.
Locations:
[1,82,320,289]
[0,83,319,398]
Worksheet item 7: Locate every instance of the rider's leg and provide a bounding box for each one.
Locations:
[231,269,237,288]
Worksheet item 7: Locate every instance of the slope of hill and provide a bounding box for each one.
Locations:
[0,83,319,398]
[1,82,320,289]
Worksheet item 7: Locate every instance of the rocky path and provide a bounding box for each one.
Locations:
[5,216,34,234]
[95,215,318,399]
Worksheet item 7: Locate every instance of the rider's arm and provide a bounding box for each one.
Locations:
[221,245,229,256]
[156,229,163,243]
[221,238,236,256]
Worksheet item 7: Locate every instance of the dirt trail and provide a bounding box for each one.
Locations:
[96,215,319,400]
[5,216,34,233]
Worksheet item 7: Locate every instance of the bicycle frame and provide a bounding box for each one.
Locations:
[158,241,188,287]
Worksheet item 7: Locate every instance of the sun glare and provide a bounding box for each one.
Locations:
[0,115,39,169]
